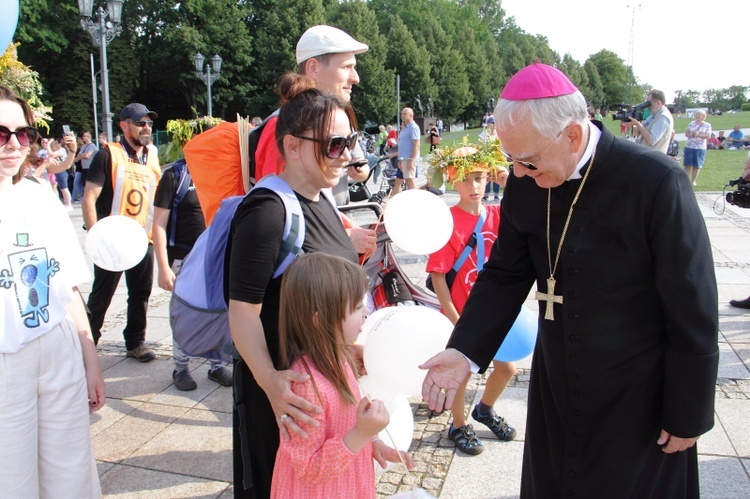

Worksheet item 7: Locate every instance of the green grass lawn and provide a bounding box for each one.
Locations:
[428,112,750,192]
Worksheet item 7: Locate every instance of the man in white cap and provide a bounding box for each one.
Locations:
[235,25,376,498]
[252,25,375,252]
[421,62,718,498]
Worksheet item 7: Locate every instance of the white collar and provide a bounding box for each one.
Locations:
[568,121,601,180]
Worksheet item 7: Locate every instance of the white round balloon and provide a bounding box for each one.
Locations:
[355,307,398,347]
[364,306,453,397]
[85,215,148,272]
[357,375,397,417]
[375,396,414,475]
[384,189,453,255]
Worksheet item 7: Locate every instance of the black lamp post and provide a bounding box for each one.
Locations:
[194,52,222,117]
[79,0,125,142]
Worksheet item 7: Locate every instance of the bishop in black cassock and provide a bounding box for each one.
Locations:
[422,63,718,498]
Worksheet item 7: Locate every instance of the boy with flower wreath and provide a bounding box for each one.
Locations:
[425,139,517,455]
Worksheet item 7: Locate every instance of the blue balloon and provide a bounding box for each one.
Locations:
[0,0,20,55]
[494,306,538,362]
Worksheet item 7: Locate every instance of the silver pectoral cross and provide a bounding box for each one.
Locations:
[535,277,564,320]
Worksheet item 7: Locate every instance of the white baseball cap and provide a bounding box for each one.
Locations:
[296,25,369,64]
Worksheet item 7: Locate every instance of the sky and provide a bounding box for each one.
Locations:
[499,0,745,104]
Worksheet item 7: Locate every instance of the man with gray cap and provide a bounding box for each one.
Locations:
[252,25,375,251]
[82,103,162,362]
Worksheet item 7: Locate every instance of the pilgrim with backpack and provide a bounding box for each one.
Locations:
[153,159,233,390]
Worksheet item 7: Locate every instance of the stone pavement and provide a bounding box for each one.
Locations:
[73,184,749,498]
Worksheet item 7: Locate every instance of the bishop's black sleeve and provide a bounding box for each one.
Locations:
[648,167,719,437]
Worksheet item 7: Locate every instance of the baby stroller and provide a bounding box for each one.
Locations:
[368,156,400,204]
[348,155,394,203]
[338,202,440,312]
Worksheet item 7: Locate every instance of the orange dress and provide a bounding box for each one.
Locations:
[270,356,375,499]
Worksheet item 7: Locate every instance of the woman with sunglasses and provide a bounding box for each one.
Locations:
[0,85,105,497]
[227,72,359,498]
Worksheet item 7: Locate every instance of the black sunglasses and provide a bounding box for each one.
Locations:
[127,119,154,128]
[0,125,40,147]
[295,132,358,159]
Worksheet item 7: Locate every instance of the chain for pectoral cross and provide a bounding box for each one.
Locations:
[536,147,596,321]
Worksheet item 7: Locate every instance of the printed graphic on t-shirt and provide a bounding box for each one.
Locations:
[0,233,60,328]
[460,227,498,287]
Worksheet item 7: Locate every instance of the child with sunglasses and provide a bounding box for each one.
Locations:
[0,85,105,497]
[271,253,412,498]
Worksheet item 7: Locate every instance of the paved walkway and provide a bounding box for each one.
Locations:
[76,185,749,498]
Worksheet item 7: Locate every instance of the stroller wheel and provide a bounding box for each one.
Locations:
[368,193,383,204]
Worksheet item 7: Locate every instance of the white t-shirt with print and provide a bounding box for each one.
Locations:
[0,179,91,353]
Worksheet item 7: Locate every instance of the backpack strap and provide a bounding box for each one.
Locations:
[251,175,305,278]
[452,205,486,273]
[169,159,192,249]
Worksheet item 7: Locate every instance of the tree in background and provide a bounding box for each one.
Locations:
[10,0,747,135]
[582,59,606,111]
[247,0,325,117]
[588,50,630,109]
[155,0,254,119]
[16,0,141,136]
[0,44,52,130]
[725,86,748,112]
[415,17,471,123]
[383,16,433,118]
[326,1,395,126]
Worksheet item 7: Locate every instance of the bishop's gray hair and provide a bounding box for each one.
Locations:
[494,90,588,139]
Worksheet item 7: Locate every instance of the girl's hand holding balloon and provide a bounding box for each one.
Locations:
[344,397,389,453]
[373,440,414,470]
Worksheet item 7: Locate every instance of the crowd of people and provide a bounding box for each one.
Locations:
[0,23,728,499]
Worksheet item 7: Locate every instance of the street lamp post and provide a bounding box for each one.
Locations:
[79,0,124,143]
[194,53,222,117]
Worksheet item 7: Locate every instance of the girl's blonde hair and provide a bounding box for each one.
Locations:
[279,253,368,404]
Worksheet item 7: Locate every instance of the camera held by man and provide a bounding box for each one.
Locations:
[726,178,750,208]
[611,100,651,122]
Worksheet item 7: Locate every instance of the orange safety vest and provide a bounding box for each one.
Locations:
[107,142,161,241]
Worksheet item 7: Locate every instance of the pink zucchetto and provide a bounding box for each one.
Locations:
[500,61,578,101]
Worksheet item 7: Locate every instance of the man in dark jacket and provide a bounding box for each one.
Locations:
[422,62,718,498]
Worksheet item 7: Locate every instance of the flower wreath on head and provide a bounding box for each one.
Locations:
[428,136,509,183]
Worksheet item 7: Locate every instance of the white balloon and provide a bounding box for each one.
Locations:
[85,216,148,272]
[375,396,414,475]
[358,375,397,416]
[384,189,453,255]
[364,306,453,397]
[355,307,398,347]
